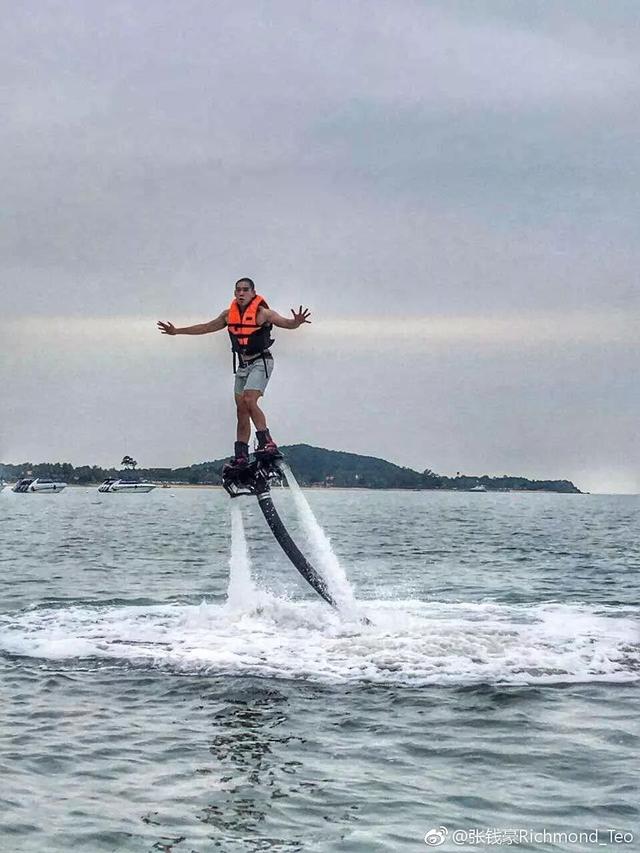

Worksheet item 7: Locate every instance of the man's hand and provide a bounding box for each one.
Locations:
[291,306,311,328]
[157,321,176,335]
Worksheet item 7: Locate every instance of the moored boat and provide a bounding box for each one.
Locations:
[98,478,156,493]
[12,478,67,493]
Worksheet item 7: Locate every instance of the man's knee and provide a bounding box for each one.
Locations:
[242,391,261,411]
[235,396,250,415]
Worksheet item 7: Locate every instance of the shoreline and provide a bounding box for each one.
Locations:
[2,482,588,494]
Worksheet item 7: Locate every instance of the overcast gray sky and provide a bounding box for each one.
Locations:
[2,1,638,492]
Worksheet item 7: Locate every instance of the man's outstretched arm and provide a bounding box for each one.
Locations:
[259,306,311,329]
[157,310,227,336]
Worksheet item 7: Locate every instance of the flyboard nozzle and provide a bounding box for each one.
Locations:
[221,457,283,498]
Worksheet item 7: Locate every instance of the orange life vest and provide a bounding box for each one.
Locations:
[227,294,274,368]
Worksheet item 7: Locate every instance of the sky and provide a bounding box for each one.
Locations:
[1,0,639,493]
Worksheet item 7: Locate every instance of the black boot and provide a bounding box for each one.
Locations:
[230,441,249,467]
[255,429,271,450]
[255,430,281,459]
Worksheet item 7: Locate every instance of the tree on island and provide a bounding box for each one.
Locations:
[422,468,444,488]
[121,455,137,470]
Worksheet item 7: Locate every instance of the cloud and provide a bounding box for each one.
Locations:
[2,1,639,319]
[316,311,636,348]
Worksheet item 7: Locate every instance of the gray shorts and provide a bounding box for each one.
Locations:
[234,356,274,396]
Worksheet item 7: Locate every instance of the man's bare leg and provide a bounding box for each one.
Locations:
[242,390,278,453]
[242,390,268,432]
[235,394,252,442]
[230,394,251,464]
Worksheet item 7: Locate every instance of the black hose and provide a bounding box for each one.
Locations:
[256,492,337,608]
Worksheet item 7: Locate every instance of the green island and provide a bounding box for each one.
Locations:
[1,444,581,492]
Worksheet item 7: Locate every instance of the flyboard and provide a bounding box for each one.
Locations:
[221,452,337,609]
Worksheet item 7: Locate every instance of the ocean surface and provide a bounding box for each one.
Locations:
[0,485,638,852]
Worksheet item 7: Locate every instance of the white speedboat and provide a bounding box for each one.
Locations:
[12,478,67,493]
[470,484,487,492]
[98,478,156,493]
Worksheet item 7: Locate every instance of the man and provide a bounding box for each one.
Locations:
[157,277,311,468]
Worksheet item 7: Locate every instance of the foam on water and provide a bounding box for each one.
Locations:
[280,462,356,612]
[1,598,637,686]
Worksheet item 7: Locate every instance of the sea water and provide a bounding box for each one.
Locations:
[0,487,638,851]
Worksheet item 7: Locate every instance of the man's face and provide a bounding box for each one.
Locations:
[234,283,254,308]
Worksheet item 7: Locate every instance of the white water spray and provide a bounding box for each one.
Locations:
[281,463,356,611]
[226,502,256,610]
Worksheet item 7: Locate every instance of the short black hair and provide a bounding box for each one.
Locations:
[235,277,255,290]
